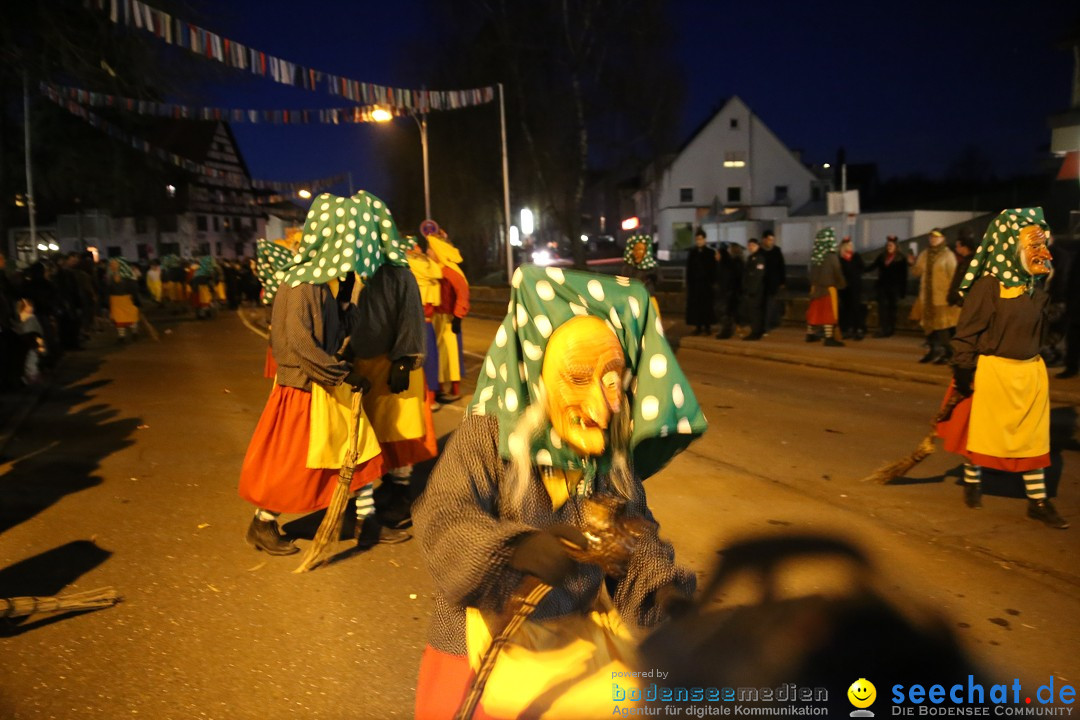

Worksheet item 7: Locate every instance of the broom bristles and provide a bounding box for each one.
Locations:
[1,587,122,619]
[293,482,351,573]
[862,432,937,484]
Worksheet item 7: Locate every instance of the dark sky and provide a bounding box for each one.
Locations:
[184,0,1075,199]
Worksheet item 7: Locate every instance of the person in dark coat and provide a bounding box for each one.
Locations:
[837,238,866,340]
[760,231,786,330]
[685,228,716,335]
[870,236,908,337]
[740,238,767,340]
[714,243,743,339]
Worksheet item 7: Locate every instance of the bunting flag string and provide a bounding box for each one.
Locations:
[86,0,496,113]
[40,85,348,196]
[44,82,407,124]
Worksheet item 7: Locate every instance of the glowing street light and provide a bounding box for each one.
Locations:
[520,208,535,236]
[371,106,393,123]
[298,189,312,200]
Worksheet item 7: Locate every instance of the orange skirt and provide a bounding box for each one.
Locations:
[935,383,1049,472]
[806,291,838,325]
[238,384,383,513]
[263,345,277,380]
[415,646,484,720]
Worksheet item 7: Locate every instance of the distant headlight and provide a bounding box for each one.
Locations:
[531,249,552,266]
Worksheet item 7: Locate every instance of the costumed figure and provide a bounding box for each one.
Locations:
[622,234,658,294]
[160,254,182,306]
[937,208,1067,529]
[805,228,846,346]
[190,256,220,318]
[413,265,706,719]
[348,206,437,536]
[107,258,140,342]
[254,238,296,380]
[238,193,402,555]
[407,235,444,408]
[146,260,162,304]
[910,229,960,364]
[425,224,470,404]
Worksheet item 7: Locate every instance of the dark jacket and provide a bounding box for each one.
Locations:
[871,252,908,299]
[742,249,767,297]
[761,245,786,295]
[347,264,425,362]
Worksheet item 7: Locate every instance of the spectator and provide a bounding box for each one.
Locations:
[15,298,46,385]
[837,237,866,340]
[760,231,786,331]
[946,230,978,307]
[685,228,716,335]
[714,243,743,339]
[909,229,959,364]
[870,236,908,337]
[740,238,767,341]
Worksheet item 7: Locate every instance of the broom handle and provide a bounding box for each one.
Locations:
[933,388,966,425]
[337,390,364,486]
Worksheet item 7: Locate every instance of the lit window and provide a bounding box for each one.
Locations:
[723,152,746,168]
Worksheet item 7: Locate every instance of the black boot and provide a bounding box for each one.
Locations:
[963,483,982,509]
[355,515,412,549]
[374,480,413,529]
[1027,499,1069,529]
[246,517,300,555]
[823,337,845,347]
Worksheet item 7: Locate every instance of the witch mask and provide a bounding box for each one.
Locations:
[541,316,625,457]
[1018,224,1051,276]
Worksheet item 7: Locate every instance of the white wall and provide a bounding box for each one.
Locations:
[748,114,816,209]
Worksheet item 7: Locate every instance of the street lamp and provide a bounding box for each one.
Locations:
[298,189,312,200]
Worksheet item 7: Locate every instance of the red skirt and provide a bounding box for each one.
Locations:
[806,292,837,325]
[935,384,1050,472]
[415,646,492,720]
[238,385,383,513]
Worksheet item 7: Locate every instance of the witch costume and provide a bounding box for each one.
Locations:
[413,265,706,718]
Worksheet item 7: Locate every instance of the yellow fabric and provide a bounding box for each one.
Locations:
[828,286,839,321]
[306,382,382,469]
[353,355,427,442]
[409,254,443,306]
[147,278,162,303]
[109,294,139,325]
[214,281,227,301]
[540,469,582,512]
[427,236,466,281]
[999,285,1025,299]
[465,587,640,719]
[197,285,213,305]
[432,313,462,383]
[968,355,1049,458]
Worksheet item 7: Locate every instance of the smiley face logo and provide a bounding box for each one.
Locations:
[848,678,876,709]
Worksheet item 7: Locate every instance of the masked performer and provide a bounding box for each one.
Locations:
[238,193,398,555]
[408,235,444,408]
[107,258,140,342]
[938,208,1067,529]
[622,233,659,295]
[190,256,220,319]
[414,265,706,719]
[254,238,296,380]
[806,227,846,346]
[426,227,470,404]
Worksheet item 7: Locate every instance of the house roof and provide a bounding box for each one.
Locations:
[142,119,253,181]
[677,97,732,156]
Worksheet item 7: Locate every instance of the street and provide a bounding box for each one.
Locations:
[1,309,1077,719]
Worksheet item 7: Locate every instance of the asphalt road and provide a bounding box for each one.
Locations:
[0,309,1077,719]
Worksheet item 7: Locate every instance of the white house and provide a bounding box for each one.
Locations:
[634,96,824,253]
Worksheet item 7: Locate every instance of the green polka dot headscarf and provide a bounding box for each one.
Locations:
[108,257,135,280]
[810,227,837,265]
[194,256,219,280]
[958,207,1051,297]
[279,191,410,295]
[623,234,657,270]
[160,254,181,272]
[255,239,295,305]
[469,264,708,480]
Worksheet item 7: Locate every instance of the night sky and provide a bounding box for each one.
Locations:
[182,0,1074,200]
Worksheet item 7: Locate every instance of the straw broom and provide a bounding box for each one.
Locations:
[294,390,363,573]
[1,587,121,619]
[138,313,160,342]
[862,391,965,484]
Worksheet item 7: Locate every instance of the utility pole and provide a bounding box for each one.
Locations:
[499,83,512,283]
[23,72,38,260]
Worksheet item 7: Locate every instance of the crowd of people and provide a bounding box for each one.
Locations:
[0,249,270,390]
[683,224,1079,372]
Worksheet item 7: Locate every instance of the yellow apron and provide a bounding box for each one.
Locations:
[109,295,139,326]
[306,382,382,469]
[968,354,1049,458]
[432,313,462,383]
[353,355,427,442]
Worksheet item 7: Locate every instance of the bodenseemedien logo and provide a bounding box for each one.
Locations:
[849,678,877,717]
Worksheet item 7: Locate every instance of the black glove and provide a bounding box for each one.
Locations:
[509,524,588,586]
[953,366,975,397]
[343,370,371,394]
[451,317,462,334]
[654,583,693,619]
[388,357,411,394]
